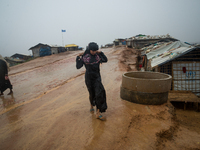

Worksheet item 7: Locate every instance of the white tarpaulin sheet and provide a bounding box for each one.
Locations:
[173,62,200,96]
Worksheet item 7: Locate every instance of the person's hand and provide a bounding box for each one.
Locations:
[5,76,9,80]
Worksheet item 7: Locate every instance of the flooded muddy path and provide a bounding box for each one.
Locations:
[0,47,200,150]
[0,51,84,114]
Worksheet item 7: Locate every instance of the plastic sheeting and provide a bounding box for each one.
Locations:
[39,47,51,57]
[147,41,190,59]
[173,62,200,96]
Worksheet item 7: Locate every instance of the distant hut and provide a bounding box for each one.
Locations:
[65,44,79,51]
[5,57,25,67]
[78,47,83,50]
[58,47,66,53]
[29,43,51,57]
[11,53,32,61]
[113,39,126,46]
[50,45,61,54]
[51,45,67,54]
[105,43,114,48]
[127,34,178,49]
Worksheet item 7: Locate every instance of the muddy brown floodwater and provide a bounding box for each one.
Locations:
[0,46,200,150]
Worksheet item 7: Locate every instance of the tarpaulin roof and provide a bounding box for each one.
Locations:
[29,43,50,50]
[145,41,195,68]
[65,44,78,48]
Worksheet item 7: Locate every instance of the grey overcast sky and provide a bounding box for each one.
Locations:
[0,0,200,57]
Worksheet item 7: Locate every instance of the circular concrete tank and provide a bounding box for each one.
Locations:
[120,71,172,105]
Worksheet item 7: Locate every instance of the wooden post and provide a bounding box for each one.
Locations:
[172,62,174,91]
[184,102,187,110]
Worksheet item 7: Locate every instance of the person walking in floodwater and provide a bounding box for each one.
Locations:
[0,55,13,95]
[76,42,108,120]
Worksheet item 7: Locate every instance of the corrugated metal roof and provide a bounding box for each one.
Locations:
[146,41,190,59]
[144,41,195,68]
[152,47,196,68]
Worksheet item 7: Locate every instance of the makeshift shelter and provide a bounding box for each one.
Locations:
[58,47,66,53]
[65,44,78,51]
[51,45,67,54]
[11,53,32,60]
[127,34,178,49]
[142,40,200,96]
[5,57,25,67]
[78,47,83,50]
[105,43,114,48]
[113,39,126,46]
[29,43,51,57]
[50,45,59,54]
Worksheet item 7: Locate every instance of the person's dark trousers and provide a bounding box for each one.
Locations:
[0,79,12,93]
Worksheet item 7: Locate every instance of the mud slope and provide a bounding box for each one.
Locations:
[0,47,200,150]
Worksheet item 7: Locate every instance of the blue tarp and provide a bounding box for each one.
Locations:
[122,41,126,45]
[39,47,51,57]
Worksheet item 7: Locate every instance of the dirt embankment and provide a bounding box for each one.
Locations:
[114,46,140,71]
[155,103,180,150]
